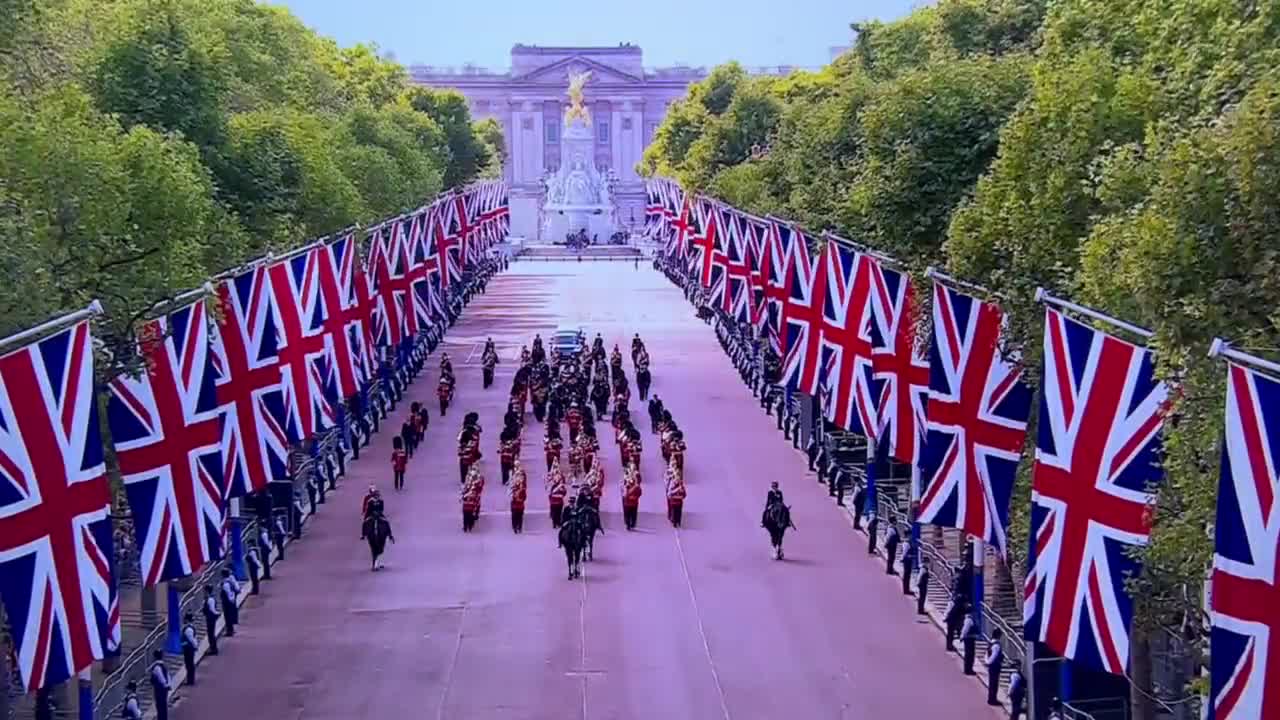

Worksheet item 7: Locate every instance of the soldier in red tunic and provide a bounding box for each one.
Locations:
[566,402,583,445]
[508,461,528,534]
[666,466,686,528]
[461,465,484,532]
[669,430,686,475]
[624,427,643,472]
[546,459,567,528]
[621,466,642,530]
[499,428,519,485]
[544,425,563,472]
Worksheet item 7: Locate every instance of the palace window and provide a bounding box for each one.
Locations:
[598,121,609,144]
[546,123,558,143]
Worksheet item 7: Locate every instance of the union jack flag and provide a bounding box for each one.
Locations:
[776,220,817,392]
[645,180,664,237]
[407,207,445,328]
[917,282,1030,553]
[690,198,726,292]
[814,242,878,435]
[717,207,754,323]
[268,249,338,441]
[756,219,790,354]
[1023,307,1167,675]
[666,196,693,262]
[317,232,375,397]
[432,202,463,288]
[1210,360,1280,719]
[212,264,292,497]
[0,317,115,690]
[867,260,930,465]
[108,298,226,587]
[744,217,774,335]
[367,217,425,350]
[450,193,479,269]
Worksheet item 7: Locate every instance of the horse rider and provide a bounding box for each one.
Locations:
[441,352,453,377]
[520,345,531,364]
[547,459,568,527]
[566,401,584,445]
[767,481,785,507]
[360,486,385,538]
[631,333,644,363]
[437,371,455,417]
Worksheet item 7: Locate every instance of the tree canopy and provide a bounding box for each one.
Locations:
[0,0,498,376]
[643,0,1280,706]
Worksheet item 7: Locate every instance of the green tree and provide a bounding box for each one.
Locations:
[472,117,506,178]
[403,87,490,188]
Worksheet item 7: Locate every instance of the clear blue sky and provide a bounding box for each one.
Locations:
[269,0,924,69]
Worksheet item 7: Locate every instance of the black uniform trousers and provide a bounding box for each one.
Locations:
[203,611,218,654]
[182,643,196,685]
[962,636,977,674]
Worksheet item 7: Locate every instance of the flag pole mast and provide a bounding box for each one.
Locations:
[1208,338,1280,377]
[0,300,105,351]
[1035,288,1154,340]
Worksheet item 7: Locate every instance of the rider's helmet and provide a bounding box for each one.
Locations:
[771,481,779,490]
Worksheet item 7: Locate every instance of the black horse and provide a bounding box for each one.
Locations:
[576,504,604,561]
[762,501,795,560]
[362,513,395,570]
[558,516,587,579]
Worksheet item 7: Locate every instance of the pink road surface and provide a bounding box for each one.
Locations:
[172,261,1001,720]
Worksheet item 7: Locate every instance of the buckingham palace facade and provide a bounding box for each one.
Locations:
[411,44,799,240]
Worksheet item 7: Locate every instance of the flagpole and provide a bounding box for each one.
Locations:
[924,266,1004,301]
[823,232,901,268]
[1035,288,1154,340]
[0,300,104,351]
[1208,338,1280,377]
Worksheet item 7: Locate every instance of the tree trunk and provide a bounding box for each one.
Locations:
[1130,624,1156,720]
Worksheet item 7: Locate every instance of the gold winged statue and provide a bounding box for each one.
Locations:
[564,70,592,127]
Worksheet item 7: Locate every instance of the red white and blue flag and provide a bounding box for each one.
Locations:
[645,180,664,237]
[745,217,775,338]
[916,282,1030,552]
[0,317,116,690]
[212,264,292,497]
[368,216,429,350]
[432,202,463,288]
[407,207,446,327]
[690,198,726,292]
[267,248,337,441]
[108,299,226,587]
[317,232,376,397]
[1023,307,1167,674]
[717,207,754,323]
[1210,361,1280,719]
[665,195,693,263]
[450,193,479,269]
[776,220,817,393]
[868,260,930,465]
[813,242,877,435]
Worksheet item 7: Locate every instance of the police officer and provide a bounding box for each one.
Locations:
[202,584,220,655]
[181,611,198,684]
[884,524,901,575]
[257,525,273,580]
[986,628,1005,706]
[915,559,931,615]
[1008,666,1026,720]
[245,542,262,595]
[121,681,143,720]
[961,612,979,675]
[219,567,240,636]
[149,649,171,720]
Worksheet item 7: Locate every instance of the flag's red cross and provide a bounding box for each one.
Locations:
[920,289,1025,533]
[113,316,221,584]
[1033,321,1161,672]
[269,255,333,438]
[215,276,289,493]
[784,243,827,390]
[872,274,930,463]
[1211,366,1280,717]
[0,323,110,688]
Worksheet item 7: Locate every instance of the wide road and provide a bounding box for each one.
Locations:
[174,260,999,720]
